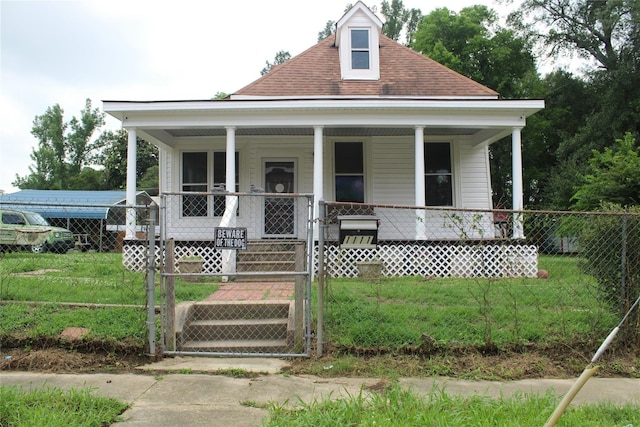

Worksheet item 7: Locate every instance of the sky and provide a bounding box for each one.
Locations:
[0,0,518,194]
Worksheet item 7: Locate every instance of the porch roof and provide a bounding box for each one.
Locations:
[103,97,544,149]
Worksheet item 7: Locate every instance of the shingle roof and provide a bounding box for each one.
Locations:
[233,34,498,98]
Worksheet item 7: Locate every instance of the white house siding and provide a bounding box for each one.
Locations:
[159,134,496,241]
[458,138,493,209]
[163,136,315,241]
[367,136,495,241]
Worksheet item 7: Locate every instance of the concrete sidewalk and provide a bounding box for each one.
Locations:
[1,357,639,427]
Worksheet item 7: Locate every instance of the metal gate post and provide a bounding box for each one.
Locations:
[317,200,325,356]
[146,204,157,356]
[165,238,176,351]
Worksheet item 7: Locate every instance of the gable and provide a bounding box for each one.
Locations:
[335,1,382,80]
[232,33,498,99]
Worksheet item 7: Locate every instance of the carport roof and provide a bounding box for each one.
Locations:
[0,190,152,220]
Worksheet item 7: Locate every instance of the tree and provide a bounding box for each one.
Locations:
[318,20,335,41]
[508,0,640,210]
[260,50,291,75]
[413,6,537,97]
[14,99,105,190]
[571,133,640,210]
[380,0,421,44]
[96,129,159,192]
[508,0,639,73]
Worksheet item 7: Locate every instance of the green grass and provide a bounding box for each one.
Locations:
[0,385,128,427]
[321,255,618,348]
[0,303,148,342]
[0,251,219,305]
[0,251,219,346]
[265,383,640,427]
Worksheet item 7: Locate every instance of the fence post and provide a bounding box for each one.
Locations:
[146,205,157,356]
[620,214,628,318]
[294,242,304,352]
[317,201,326,356]
[165,238,176,351]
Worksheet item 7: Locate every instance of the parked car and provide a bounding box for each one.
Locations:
[0,209,75,253]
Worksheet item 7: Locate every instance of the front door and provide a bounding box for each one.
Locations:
[263,160,295,237]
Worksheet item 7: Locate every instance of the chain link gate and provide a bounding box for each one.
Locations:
[157,191,314,357]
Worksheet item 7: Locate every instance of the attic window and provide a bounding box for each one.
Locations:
[351,29,370,69]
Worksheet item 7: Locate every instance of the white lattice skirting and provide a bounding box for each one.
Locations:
[319,243,538,278]
[124,241,538,278]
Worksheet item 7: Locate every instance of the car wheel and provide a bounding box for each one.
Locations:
[30,244,46,253]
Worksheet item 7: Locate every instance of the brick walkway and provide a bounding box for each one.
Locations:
[205,281,294,301]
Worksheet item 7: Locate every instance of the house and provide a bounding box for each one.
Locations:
[103,2,543,276]
[0,190,156,252]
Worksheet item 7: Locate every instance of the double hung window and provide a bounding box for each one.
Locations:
[351,29,370,70]
[335,142,364,203]
[181,151,239,217]
[425,142,453,206]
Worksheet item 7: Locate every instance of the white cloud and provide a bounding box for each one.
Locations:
[0,0,498,194]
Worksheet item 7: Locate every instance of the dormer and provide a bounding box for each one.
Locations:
[335,1,383,81]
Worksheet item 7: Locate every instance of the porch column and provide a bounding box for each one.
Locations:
[221,126,237,278]
[313,126,324,239]
[125,127,137,240]
[225,126,236,195]
[414,126,426,239]
[511,127,524,239]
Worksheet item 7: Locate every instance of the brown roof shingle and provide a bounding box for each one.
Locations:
[233,34,498,98]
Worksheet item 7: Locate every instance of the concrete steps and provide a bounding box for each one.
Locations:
[236,240,301,281]
[176,301,294,353]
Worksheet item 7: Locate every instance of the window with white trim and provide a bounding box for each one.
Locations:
[181,151,239,217]
[335,142,365,202]
[425,142,453,206]
[351,29,370,70]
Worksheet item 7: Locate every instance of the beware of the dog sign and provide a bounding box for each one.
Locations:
[213,227,247,250]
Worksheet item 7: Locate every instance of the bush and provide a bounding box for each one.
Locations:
[579,204,640,347]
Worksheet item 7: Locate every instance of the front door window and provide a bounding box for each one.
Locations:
[264,160,295,236]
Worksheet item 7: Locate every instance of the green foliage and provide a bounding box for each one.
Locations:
[318,20,335,41]
[578,205,640,328]
[412,6,536,98]
[260,50,291,75]
[509,0,640,209]
[380,0,421,45]
[0,385,128,427]
[265,383,640,426]
[572,133,640,210]
[508,0,637,73]
[96,129,159,192]
[14,99,105,190]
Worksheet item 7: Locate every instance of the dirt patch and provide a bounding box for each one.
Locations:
[0,348,150,373]
[0,338,637,379]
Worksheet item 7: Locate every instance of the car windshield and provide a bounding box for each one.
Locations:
[24,211,50,226]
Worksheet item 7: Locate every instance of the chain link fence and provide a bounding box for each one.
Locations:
[0,200,155,352]
[317,202,640,354]
[157,192,314,357]
[2,194,638,360]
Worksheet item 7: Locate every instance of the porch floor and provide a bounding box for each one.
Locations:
[205,281,294,301]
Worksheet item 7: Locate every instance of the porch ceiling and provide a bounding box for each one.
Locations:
[164,127,481,138]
